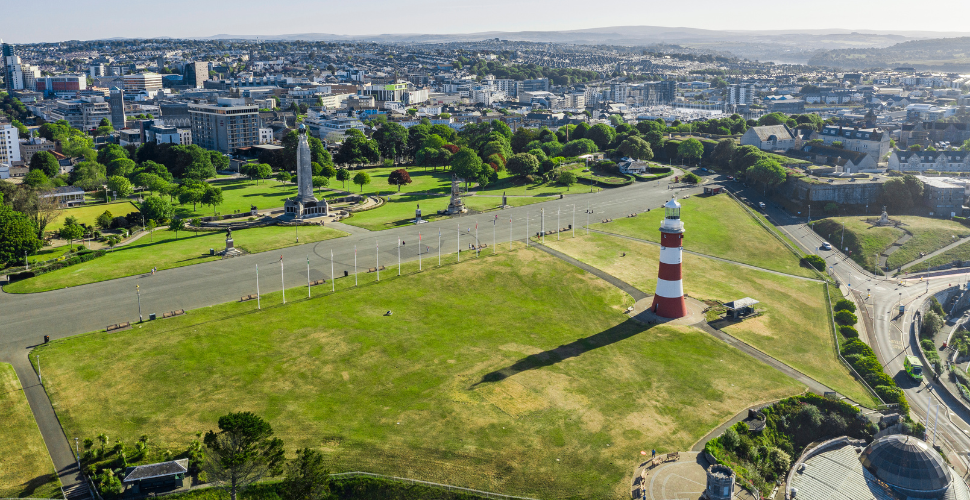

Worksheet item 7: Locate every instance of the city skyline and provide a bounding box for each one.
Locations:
[3,0,969,43]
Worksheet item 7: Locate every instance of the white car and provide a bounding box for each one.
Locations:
[758,202,766,209]
[821,243,832,251]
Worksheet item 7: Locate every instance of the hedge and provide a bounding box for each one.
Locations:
[11,249,107,281]
[841,338,909,413]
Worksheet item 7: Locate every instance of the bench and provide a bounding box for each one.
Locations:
[240,294,257,302]
[664,451,680,462]
[162,310,185,318]
[368,267,377,273]
[309,279,326,287]
[106,322,131,332]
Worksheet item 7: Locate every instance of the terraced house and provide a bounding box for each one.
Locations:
[889,150,970,172]
[819,125,891,161]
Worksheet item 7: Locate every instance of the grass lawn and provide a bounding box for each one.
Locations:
[544,232,876,407]
[32,249,803,499]
[174,179,299,218]
[48,201,140,232]
[339,166,453,196]
[5,225,348,293]
[907,239,970,272]
[474,170,601,197]
[0,363,62,499]
[341,195,452,231]
[463,196,547,212]
[811,216,970,271]
[595,194,816,278]
[28,244,75,265]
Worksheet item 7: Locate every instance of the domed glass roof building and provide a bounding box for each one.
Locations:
[788,435,970,500]
[860,435,951,498]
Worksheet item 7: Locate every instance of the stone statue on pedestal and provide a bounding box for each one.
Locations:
[446,174,467,215]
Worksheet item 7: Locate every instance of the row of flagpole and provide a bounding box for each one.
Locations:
[250,204,591,309]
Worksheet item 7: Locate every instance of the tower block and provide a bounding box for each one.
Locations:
[651,198,687,318]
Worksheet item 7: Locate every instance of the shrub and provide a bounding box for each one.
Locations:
[682,172,701,184]
[834,298,856,314]
[921,311,943,338]
[834,310,857,326]
[930,296,944,316]
[839,325,859,338]
[721,427,740,450]
[802,254,825,271]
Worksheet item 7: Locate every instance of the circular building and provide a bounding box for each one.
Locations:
[860,435,951,499]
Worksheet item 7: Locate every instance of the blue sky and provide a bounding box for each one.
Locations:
[2,0,968,43]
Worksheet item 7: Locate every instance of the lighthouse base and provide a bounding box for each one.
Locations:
[651,295,688,319]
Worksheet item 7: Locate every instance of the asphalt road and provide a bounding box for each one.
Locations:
[749,187,970,474]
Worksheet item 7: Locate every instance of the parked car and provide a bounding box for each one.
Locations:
[821,242,832,250]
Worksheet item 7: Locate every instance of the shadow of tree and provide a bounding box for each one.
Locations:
[471,319,649,387]
[18,472,59,498]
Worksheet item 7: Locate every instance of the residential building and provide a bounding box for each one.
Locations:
[183,62,209,88]
[317,92,352,109]
[109,87,126,129]
[818,125,891,161]
[799,143,878,173]
[123,73,164,92]
[259,128,274,144]
[740,125,799,152]
[726,84,755,106]
[516,78,550,95]
[889,149,970,172]
[0,122,21,166]
[145,124,192,145]
[188,98,260,154]
[18,135,54,165]
[304,110,365,140]
[2,43,40,92]
[899,121,970,150]
[118,129,142,147]
[49,97,112,131]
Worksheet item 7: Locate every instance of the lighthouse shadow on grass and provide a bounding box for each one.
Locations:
[471,319,650,387]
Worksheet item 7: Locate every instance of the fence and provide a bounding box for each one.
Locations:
[328,472,540,500]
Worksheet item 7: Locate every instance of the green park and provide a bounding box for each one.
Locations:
[6,225,348,293]
[32,247,804,499]
[0,364,61,499]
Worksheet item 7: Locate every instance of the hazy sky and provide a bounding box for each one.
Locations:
[3,0,968,43]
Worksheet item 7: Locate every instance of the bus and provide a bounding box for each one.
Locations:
[904,355,923,381]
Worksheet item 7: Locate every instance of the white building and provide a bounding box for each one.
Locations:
[0,162,9,179]
[259,128,274,144]
[819,125,891,161]
[740,125,799,152]
[122,73,164,91]
[49,97,112,131]
[0,122,21,166]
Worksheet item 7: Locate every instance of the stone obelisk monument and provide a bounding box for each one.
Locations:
[284,124,328,218]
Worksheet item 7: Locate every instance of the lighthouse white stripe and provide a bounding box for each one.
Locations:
[659,247,682,265]
[655,278,683,298]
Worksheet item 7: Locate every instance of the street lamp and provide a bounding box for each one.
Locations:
[136,284,142,323]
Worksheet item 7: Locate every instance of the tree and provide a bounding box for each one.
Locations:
[834,310,857,326]
[562,139,599,157]
[585,124,616,150]
[210,151,230,172]
[311,176,329,193]
[451,148,483,189]
[558,170,577,190]
[96,210,114,230]
[387,169,412,192]
[318,163,336,181]
[29,150,60,178]
[353,172,371,192]
[202,185,225,216]
[745,159,786,192]
[59,222,84,249]
[107,158,136,178]
[510,128,538,154]
[97,144,128,166]
[677,138,704,165]
[169,217,183,240]
[107,175,134,198]
[0,201,41,264]
[711,139,736,169]
[282,448,331,500]
[682,172,701,184]
[372,122,409,162]
[880,175,923,210]
[834,298,857,314]
[335,134,379,167]
[921,311,944,338]
[146,219,157,241]
[141,195,174,223]
[506,153,540,178]
[250,163,273,185]
[275,171,293,184]
[335,168,350,189]
[178,185,204,211]
[202,412,285,500]
[617,136,654,161]
[23,169,49,188]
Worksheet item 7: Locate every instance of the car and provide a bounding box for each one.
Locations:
[727,175,734,181]
[758,202,766,209]
[821,243,832,250]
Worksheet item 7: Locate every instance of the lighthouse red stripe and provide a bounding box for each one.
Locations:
[650,295,687,319]
[658,262,682,281]
[660,233,683,247]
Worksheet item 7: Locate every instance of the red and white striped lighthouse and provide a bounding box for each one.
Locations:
[651,197,687,318]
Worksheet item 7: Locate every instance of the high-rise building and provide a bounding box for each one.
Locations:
[2,42,40,92]
[0,121,22,166]
[726,84,756,106]
[188,98,259,154]
[2,42,16,92]
[122,73,164,91]
[49,97,111,131]
[183,62,209,88]
[109,87,126,129]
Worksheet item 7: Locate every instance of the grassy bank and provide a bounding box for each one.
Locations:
[0,363,62,498]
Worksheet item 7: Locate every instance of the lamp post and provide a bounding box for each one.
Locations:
[280,256,285,304]
[306,255,311,298]
[136,285,142,323]
[256,264,261,309]
[330,249,335,293]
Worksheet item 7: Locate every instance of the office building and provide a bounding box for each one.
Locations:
[19,135,55,165]
[35,75,86,97]
[188,98,260,154]
[516,78,550,96]
[0,121,21,166]
[49,97,112,131]
[109,87,126,129]
[183,62,209,88]
[123,73,164,92]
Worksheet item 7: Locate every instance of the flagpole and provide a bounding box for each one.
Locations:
[354,245,358,286]
[541,208,545,244]
[457,223,460,263]
[587,201,590,235]
[572,205,575,238]
[526,211,529,247]
[376,241,380,281]
[509,216,512,251]
[475,223,478,256]
[493,216,496,255]
[419,233,422,271]
[557,207,560,241]
[330,249,335,292]
[256,263,260,310]
[438,228,441,266]
[280,256,285,304]
[397,238,401,276]
[306,255,311,298]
